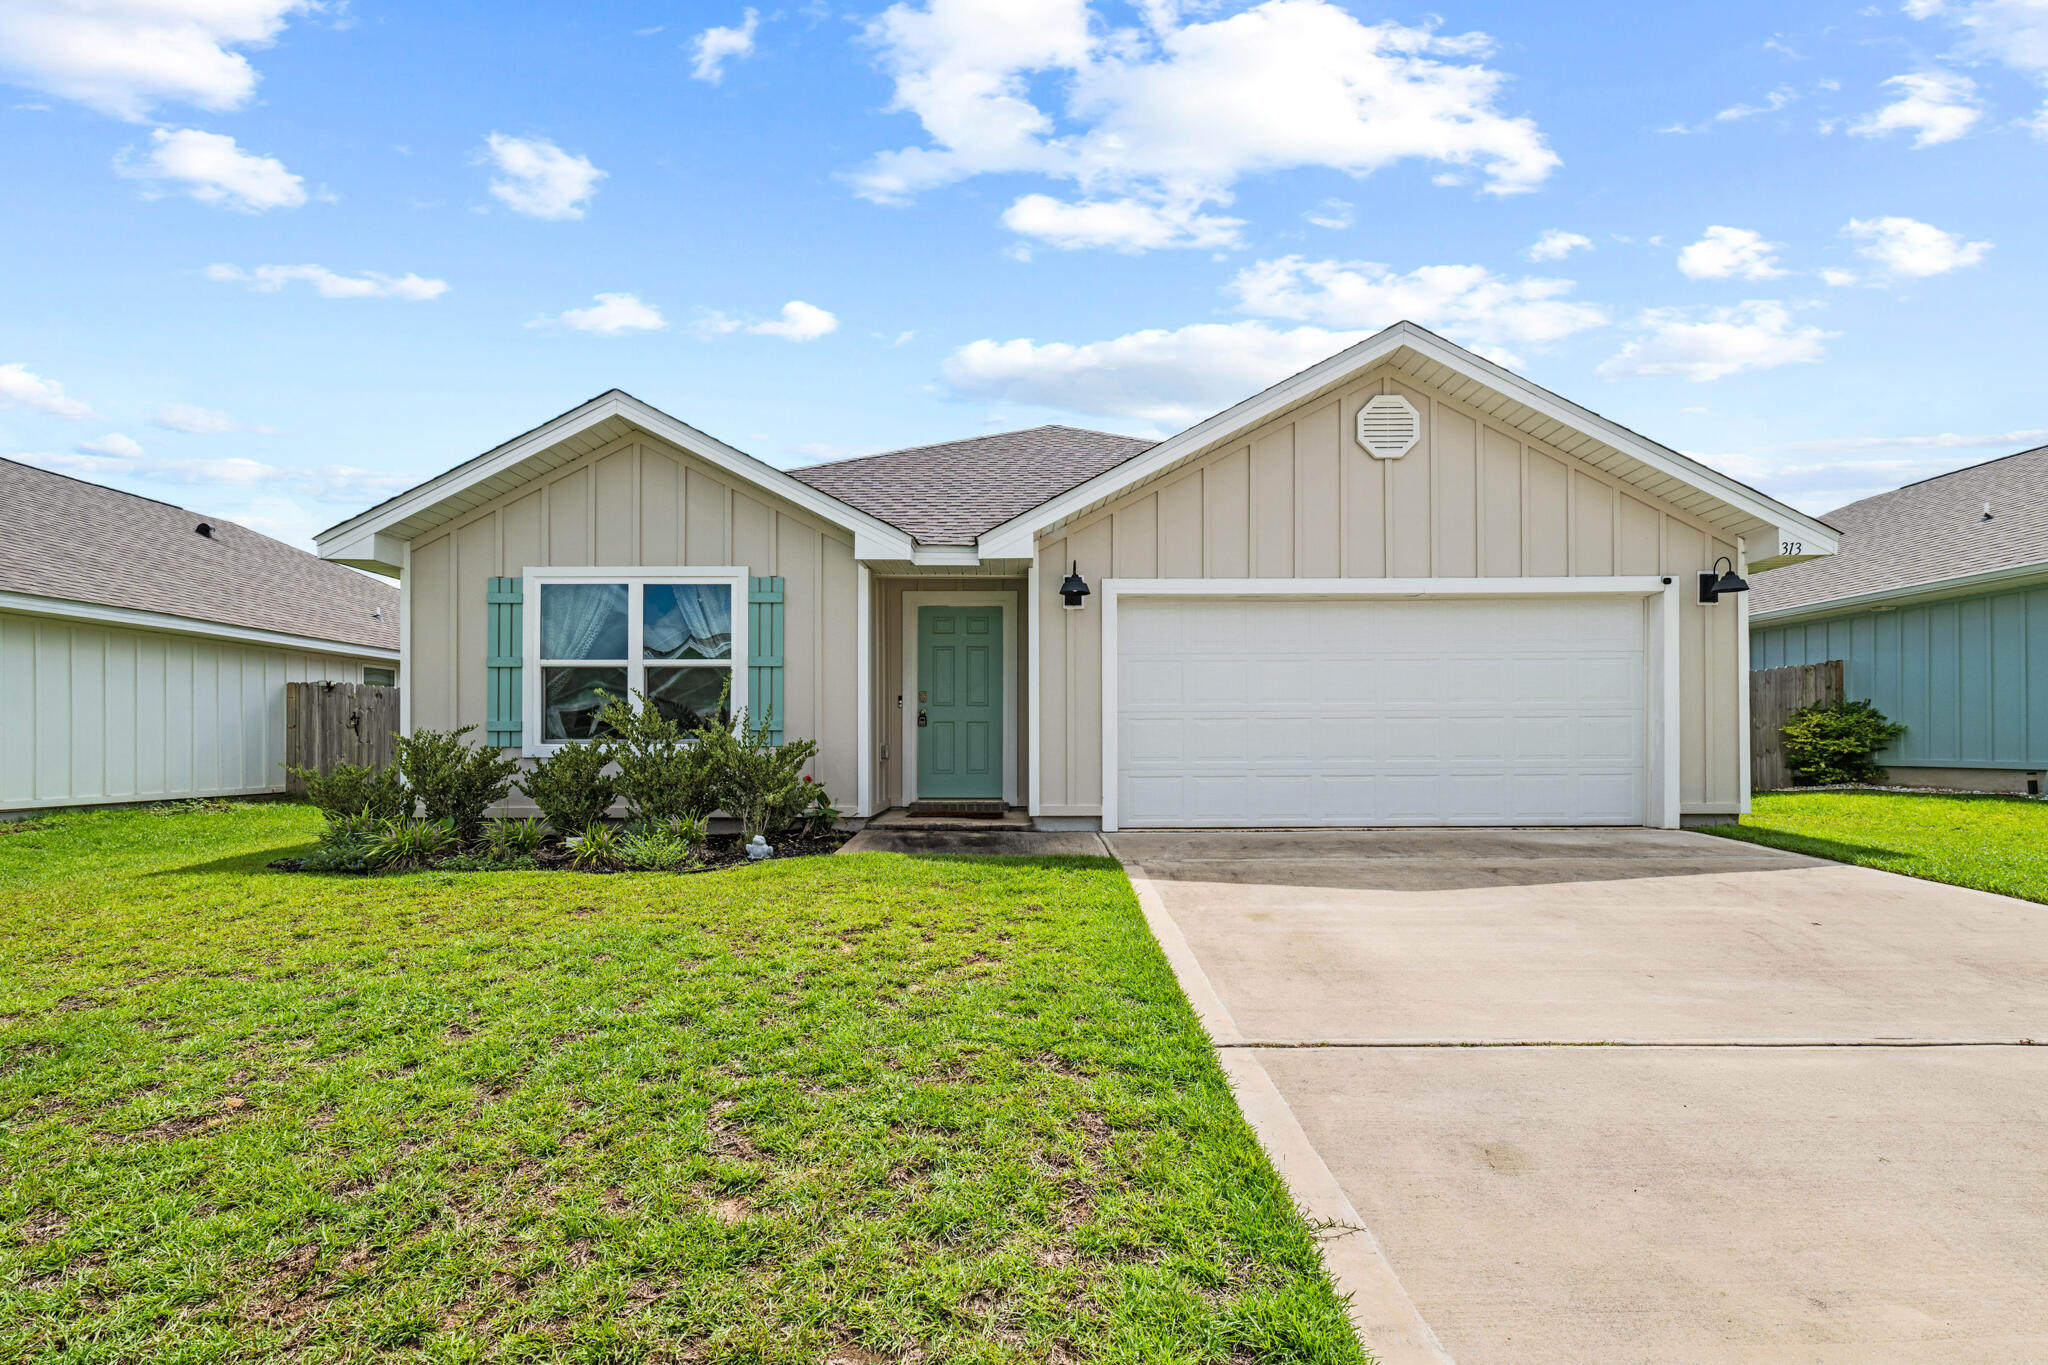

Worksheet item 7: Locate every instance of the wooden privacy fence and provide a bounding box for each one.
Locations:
[284,682,401,795]
[1750,660,1843,792]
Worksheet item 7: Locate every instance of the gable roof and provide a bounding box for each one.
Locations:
[974,321,1840,570]
[316,390,916,571]
[0,457,398,653]
[787,426,1154,546]
[1751,444,2048,619]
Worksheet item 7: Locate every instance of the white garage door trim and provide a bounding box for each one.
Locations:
[1099,577,1682,832]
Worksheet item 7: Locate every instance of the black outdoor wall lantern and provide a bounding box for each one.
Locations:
[1059,561,1091,610]
[1698,555,1750,605]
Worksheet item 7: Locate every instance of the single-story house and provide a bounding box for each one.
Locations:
[0,458,400,812]
[1750,443,2048,794]
[316,321,1835,830]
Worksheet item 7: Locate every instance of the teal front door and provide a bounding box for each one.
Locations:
[916,604,1003,800]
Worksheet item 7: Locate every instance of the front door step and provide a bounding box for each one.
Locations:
[908,799,1008,819]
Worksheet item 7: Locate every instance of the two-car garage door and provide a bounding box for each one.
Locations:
[1115,595,1650,827]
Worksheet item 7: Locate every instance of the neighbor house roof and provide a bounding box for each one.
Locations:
[0,457,399,653]
[786,426,1155,546]
[1751,444,2048,619]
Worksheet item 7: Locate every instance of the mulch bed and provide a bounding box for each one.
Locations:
[267,830,850,876]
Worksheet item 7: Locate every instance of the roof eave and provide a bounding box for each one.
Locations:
[315,392,916,566]
[0,588,399,659]
[1752,558,2048,626]
[978,321,1839,565]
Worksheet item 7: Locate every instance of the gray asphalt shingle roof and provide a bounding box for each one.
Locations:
[0,457,399,651]
[786,425,1156,545]
[1751,444,2048,615]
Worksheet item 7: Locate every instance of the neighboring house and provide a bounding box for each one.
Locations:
[0,458,400,812]
[1750,445,2048,794]
[316,321,1835,830]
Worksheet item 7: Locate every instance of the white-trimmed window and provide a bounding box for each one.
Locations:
[522,567,749,750]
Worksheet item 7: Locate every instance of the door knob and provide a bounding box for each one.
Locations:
[917,709,928,728]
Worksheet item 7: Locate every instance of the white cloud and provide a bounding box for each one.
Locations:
[1714,85,1797,121]
[1000,192,1243,250]
[0,363,92,418]
[482,133,605,220]
[152,402,269,434]
[551,292,668,335]
[748,300,839,341]
[115,127,305,211]
[1527,229,1591,261]
[1787,427,2048,453]
[1849,71,1983,146]
[1904,0,2048,77]
[1677,226,1787,281]
[77,432,144,458]
[0,0,310,121]
[1228,255,1605,367]
[1304,198,1353,230]
[1598,301,1833,381]
[697,300,841,341]
[691,9,759,83]
[1842,215,1990,277]
[853,0,1558,251]
[1820,267,1860,286]
[943,321,1370,426]
[205,263,449,300]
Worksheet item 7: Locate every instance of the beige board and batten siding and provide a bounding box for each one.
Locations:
[405,428,861,800]
[0,610,379,810]
[1035,365,1745,817]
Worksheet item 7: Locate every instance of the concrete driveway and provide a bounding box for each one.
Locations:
[1107,829,2048,1365]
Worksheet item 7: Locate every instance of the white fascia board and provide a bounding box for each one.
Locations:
[1751,559,2048,626]
[979,322,1839,561]
[909,544,982,567]
[0,590,400,660]
[319,527,408,575]
[316,392,915,562]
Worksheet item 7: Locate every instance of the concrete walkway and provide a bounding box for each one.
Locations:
[1109,828,2048,1365]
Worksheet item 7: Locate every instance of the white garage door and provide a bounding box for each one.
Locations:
[1115,595,1649,828]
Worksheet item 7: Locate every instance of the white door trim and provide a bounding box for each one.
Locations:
[901,590,1020,807]
[1099,576,1684,832]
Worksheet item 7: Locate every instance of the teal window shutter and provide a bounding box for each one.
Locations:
[748,576,785,744]
[485,576,523,746]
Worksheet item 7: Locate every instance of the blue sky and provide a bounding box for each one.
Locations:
[2,0,2043,549]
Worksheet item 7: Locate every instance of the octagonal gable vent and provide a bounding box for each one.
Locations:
[1355,394,1421,460]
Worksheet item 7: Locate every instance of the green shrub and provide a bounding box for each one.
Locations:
[392,726,521,845]
[366,817,459,869]
[517,742,617,835]
[595,690,721,823]
[484,817,548,860]
[646,812,708,853]
[618,825,697,872]
[299,834,376,874]
[291,761,409,826]
[566,819,623,870]
[1782,698,1907,785]
[797,778,840,837]
[696,710,819,840]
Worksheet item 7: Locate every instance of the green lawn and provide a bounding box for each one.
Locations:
[0,802,1363,1365]
[1702,789,2048,903]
